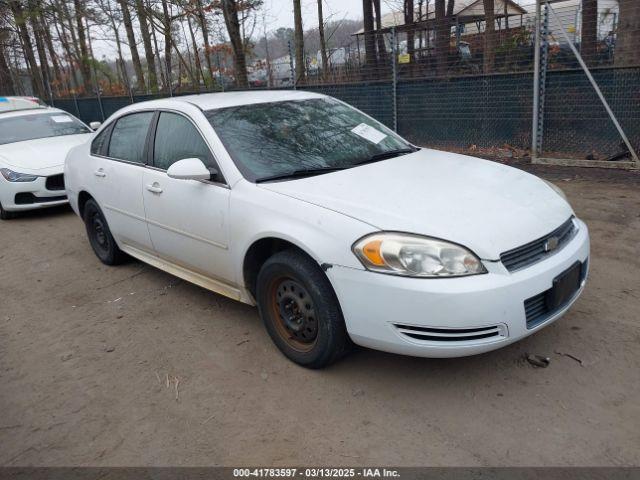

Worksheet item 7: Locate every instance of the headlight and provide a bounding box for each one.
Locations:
[353,232,486,277]
[543,179,568,201]
[0,168,39,182]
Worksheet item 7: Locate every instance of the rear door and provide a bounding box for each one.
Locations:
[90,111,155,253]
[142,110,234,285]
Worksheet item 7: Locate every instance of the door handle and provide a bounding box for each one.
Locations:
[94,169,106,178]
[146,183,163,194]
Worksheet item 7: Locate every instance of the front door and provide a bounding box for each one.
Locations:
[142,111,234,286]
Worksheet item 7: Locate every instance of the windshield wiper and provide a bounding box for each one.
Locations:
[255,166,347,183]
[353,147,418,166]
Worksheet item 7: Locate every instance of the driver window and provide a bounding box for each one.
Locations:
[153,112,214,171]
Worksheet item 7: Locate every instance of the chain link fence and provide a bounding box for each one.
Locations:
[49,0,640,167]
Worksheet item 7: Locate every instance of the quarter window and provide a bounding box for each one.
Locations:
[108,112,154,163]
[90,126,109,155]
[153,112,213,170]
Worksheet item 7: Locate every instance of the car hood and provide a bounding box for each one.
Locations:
[259,149,574,260]
[0,134,91,172]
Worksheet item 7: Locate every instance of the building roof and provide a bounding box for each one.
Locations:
[355,0,527,34]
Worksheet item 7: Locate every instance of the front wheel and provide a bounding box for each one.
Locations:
[256,250,352,368]
[0,202,15,220]
[83,198,127,265]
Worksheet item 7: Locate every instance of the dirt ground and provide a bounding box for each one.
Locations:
[1,164,639,467]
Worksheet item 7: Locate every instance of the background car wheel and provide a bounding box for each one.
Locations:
[256,249,352,368]
[83,199,127,265]
[0,202,15,220]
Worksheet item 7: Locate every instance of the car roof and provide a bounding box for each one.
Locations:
[0,106,66,119]
[115,90,328,116]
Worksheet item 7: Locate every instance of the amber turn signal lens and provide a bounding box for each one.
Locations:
[362,240,385,266]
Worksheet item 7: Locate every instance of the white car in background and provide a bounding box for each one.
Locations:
[0,96,46,113]
[64,91,589,368]
[0,106,96,219]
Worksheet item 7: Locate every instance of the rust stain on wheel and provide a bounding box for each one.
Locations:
[267,276,318,353]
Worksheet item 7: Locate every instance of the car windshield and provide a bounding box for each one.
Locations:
[0,112,90,145]
[205,98,413,182]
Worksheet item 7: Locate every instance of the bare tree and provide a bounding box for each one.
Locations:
[135,0,158,92]
[581,0,598,66]
[293,0,305,83]
[73,0,93,92]
[482,0,495,72]
[9,0,45,97]
[317,0,329,77]
[615,0,639,67]
[221,0,248,87]
[118,0,146,91]
[435,0,448,76]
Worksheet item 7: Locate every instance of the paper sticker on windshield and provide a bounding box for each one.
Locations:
[51,115,73,123]
[351,123,387,144]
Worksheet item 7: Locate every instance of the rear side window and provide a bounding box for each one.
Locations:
[90,127,109,155]
[108,112,154,163]
[153,112,213,170]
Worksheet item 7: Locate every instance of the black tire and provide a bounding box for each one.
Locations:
[256,249,352,368]
[83,198,127,265]
[0,202,15,220]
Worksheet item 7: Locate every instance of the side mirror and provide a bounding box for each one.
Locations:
[89,121,102,130]
[167,158,212,181]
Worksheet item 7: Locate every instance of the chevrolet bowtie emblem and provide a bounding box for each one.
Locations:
[544,236,559,252]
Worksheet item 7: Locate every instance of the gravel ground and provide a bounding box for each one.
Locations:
[0,164,639,467]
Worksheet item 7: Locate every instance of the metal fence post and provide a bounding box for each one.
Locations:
[288,40,296,90]
[535,3,550,156]
[531,0,541,161]
[72,92,80,118]
[391,27,398,132]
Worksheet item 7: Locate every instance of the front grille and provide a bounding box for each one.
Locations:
[524,259,588,329]
[45,173,65,191]
[500,217,576,272]
[15,193,67,205]
[393,323,506,343]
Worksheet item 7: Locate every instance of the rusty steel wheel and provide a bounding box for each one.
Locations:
[256,249,352,368]
[267,277,318,353]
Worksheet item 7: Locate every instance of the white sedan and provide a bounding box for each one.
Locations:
[0,106,95,219]
[64,91,589,368]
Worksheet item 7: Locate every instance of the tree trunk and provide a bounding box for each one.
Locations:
[149,13,166,90]
[187,15,205,89]
[0,43,16,95]
[293,0,305,83]
[483,0,496,73]
[373,0,387,63]
[616,0,640,67]
[581,0,598,66]
[118,0,145,91]
[161,0,173,92]
[42,12,64,95]
[362,0,376,70]
[405,0,415,62]
[9,0,45,97]
[435,0,448,76]
[447,0,455,17]
[221,0,248,87]
[73,0,92,93]
[317,0,329,77]
[196,0,214,87]
[27,0,52,99]
[135,0,158,92]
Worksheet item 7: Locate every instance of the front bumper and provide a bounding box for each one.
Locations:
[327,218,590,358]
[0,175,68,211]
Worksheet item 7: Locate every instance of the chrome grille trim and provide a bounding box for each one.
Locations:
[393,323,507,343]
[500,217,576,272]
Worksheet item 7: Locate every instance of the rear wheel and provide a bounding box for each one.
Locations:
[256,250,352,368]
[83,199,127,265]
[0,203,15,220]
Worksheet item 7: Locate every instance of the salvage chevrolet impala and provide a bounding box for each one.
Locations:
[64,91,589,368]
